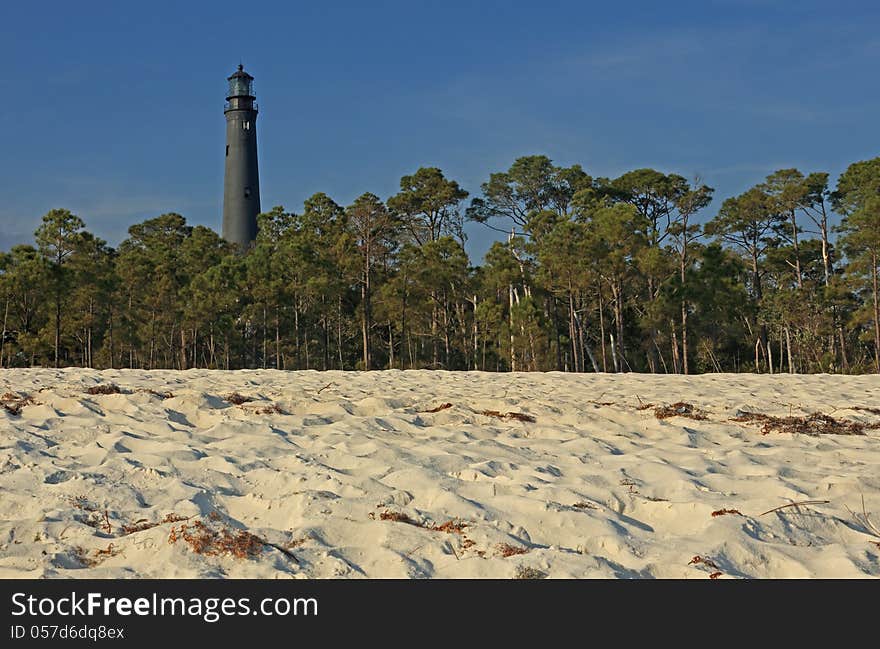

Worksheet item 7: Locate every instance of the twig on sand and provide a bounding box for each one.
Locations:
[263,541,300,564]
[844,494,880,539]
[421,403,453,413]
[634,394,655,411]
[851,406,880,416]
[480,410,536,423]
[711,509,743,518]
[759,500,830,517]
[688,555,719,569]
[316,383,333,394]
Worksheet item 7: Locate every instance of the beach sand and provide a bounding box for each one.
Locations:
[1,369,879,578]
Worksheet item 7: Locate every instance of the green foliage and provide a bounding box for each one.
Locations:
[2,157,879,373]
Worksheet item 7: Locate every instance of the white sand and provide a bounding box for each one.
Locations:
[1,369,879,579]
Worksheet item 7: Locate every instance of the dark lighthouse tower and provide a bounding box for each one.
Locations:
[222,64,260,248]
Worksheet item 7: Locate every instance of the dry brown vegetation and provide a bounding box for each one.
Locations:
[85,384,123,395]
[688,555,719,569]
[422,403,453,413]
[142,388,174,399]
[121,513,190,535]
[711,509,743,518]
[376,510,418,525]
[252,403,285,415]
[480,410,536,423]
[431,520,467,534]
[572,501,598,510]
[654,402,708,421]
[514,565,547,579]
[224,392,253,405]
[74,543,120,567]
[496,543,530,557]
[373,510,468,536]
[731,411,875,436]
[79,509,112,534]
[1,392,34,416]
[168,520,266,559]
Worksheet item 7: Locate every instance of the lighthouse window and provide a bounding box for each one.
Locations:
[225,145,229,156]
[244,187,251,198]
[242,121,250,131]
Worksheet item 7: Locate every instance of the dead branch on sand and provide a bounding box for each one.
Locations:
[421,403,453,413]
[480,410,536,423]
[759,500,830,517]
[844,494,880,541]
[732,411,874,436]
[711,509,743,518]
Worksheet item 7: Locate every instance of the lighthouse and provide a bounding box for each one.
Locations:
[222,64,260,249]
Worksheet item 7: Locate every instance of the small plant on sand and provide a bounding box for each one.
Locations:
[514,565,547,579]
[85,384,123,395]
[253,403,284,415]
[845,494,880,545]
[372,510,468,535]
[496,543,530,558]
[224,392,254,405]
[1,392,35,416]
[74,504,112,535]
[143,388,174,399]
[654,402,708,421]
[73,543,120,567]
[430,520,468,534]
[168,520,265,558]
[375,510,418,525]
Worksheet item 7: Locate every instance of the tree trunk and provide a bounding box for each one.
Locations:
[785,326,794,373]
[790,210,802,289]
[671,324,680,374]
[681,305,689,375]
[389,323,395,369]
[0,296,8,368]
[508,284,516,372]
[262,305,268,369]
[54,286,61,368]
[597,288,607,372]
[873,249,880,373]
[180,326,187,370]
[610,333,619,373]
[338,296,344,370]
[568,284,579,372]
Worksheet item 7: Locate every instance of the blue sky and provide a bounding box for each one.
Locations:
[1,0,878,261]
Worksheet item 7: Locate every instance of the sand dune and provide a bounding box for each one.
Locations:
[1,369,879,578]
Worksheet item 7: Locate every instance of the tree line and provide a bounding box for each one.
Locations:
[2,155,879,374]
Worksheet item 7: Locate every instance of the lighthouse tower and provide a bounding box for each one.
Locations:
[222,64,260,249]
